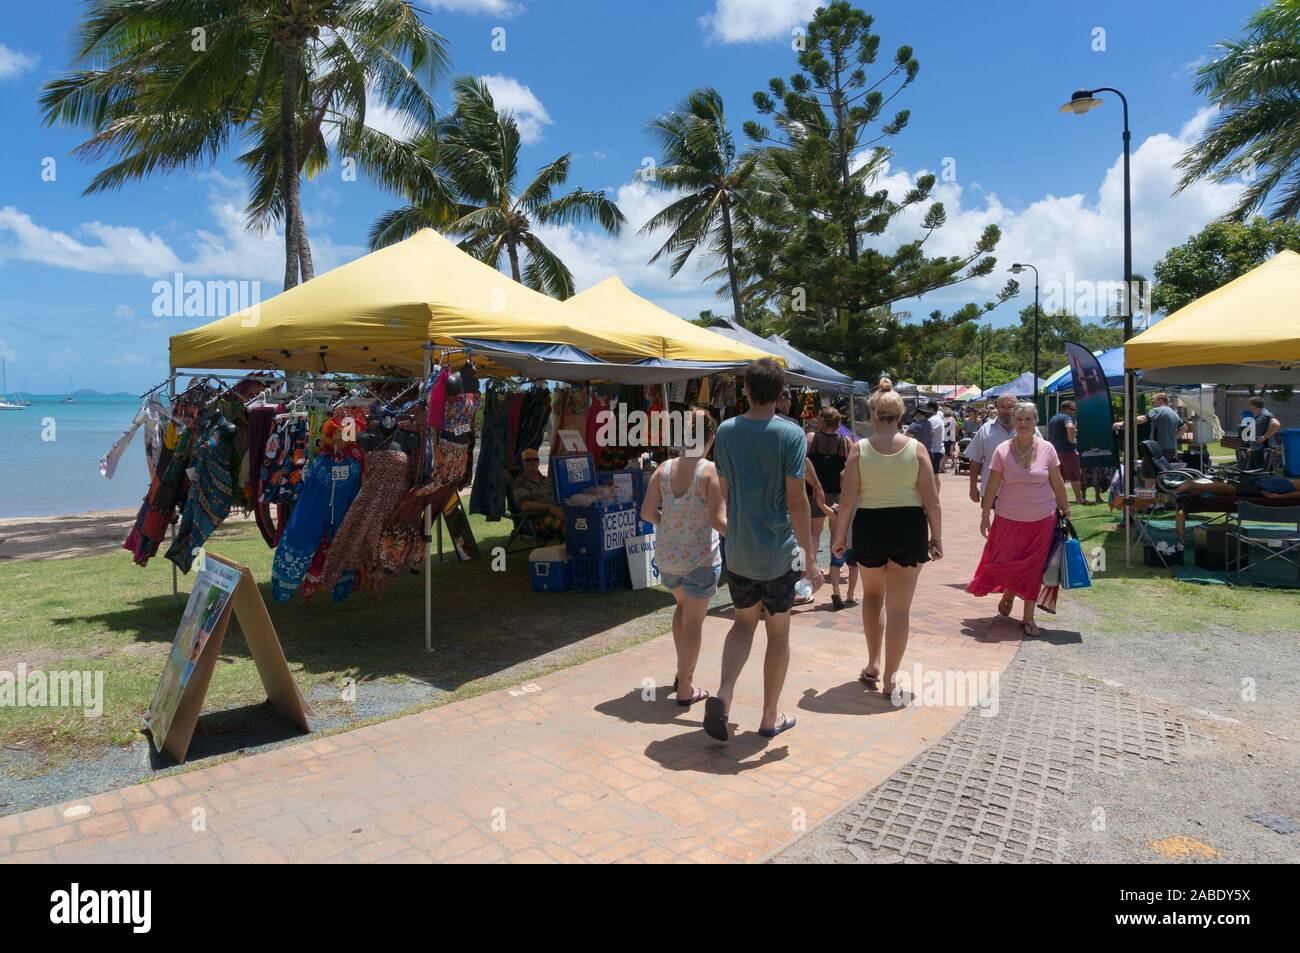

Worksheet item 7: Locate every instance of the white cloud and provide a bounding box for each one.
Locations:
[700,0,821,44]
[0,337,16,362]
[0,42,39,79]
[534,178,725,319]
[105,352,150,366]
[363,87,422,141]
[533,107,1244,326]
[428,0,522,13]
[0,207,182,274]
[866,107,1243,319]
[479,74,552,145]
[0,176,366,287]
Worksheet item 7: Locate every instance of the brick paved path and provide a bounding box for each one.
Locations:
[1,478,1023,863]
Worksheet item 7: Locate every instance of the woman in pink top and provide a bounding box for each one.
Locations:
[967,402,1070,636]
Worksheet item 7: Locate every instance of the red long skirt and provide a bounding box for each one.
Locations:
[966,512,1057,603]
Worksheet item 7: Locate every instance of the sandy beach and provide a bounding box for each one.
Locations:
[0,509,258,563]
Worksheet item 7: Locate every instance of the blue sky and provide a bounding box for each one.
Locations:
[0,0,1265,393]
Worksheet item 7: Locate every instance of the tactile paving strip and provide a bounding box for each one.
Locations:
[809,658,1211,864]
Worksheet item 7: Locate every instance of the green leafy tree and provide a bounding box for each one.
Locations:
[1176,0,1300,220]
[1152,217,1300,314]
[41,0,446,290]
[370,77,625,299]
[730,1,1013,379]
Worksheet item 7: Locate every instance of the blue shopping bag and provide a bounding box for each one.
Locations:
[1060,520,1092,590]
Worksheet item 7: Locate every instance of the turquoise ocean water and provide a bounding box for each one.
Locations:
[0,395,151,519]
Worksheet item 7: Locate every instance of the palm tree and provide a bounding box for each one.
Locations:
[641,88,763,324]
[369,76,624,299]
[40,0,447,290]
[1176,0,1300,220]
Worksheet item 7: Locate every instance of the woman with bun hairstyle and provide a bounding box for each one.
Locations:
[831,385,943,701]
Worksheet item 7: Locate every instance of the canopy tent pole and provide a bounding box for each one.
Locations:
[1123,380,1132,566]
[424,344,433,653]
[169,374,178,604]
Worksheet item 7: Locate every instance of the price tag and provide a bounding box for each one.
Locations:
[332,465,350,482]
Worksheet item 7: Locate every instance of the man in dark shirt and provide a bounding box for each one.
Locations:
[1048,400,1086,504]
[1245,395,1283,469]
[905,407,933,450]
[1115,391,1181,458]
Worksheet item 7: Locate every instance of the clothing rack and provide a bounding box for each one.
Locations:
[163,360,475,650]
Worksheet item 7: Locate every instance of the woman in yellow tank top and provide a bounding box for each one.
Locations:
[831,386,943,703]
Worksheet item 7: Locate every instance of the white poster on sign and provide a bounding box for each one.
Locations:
[557,430,588,453]
[625,533,658,590]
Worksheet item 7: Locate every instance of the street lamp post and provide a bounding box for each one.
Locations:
[1009,262,1040,398]
[1062,86,1136,562]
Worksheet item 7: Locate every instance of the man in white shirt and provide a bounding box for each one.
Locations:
[926,401,945,474]
[964,394,1017,502]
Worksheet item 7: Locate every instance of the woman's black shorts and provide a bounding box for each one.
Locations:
[851,506,930,568]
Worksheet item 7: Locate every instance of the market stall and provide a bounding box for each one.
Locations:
[1122,250,1300,570]
[143,230,798,653]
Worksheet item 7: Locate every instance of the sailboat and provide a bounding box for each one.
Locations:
[60,378,75,404]
[0,358,31,409]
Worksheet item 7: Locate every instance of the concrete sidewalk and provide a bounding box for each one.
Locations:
[1,478,1023,863]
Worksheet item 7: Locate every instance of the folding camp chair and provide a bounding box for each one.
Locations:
[502,466,540,553]
[1130,441,1208,567]
[1228,502,1300,584]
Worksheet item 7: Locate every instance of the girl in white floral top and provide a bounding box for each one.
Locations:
[640,408,726,708]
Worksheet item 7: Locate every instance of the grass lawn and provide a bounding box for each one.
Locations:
[1058,503,1298,636]
[0,509,674,766]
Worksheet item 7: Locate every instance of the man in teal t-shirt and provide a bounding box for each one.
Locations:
[706,359,822,743]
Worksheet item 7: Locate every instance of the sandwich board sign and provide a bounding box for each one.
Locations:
[145,552,310,763]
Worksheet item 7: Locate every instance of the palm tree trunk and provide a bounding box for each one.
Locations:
[720,200,743,325]
[279,42,303,290]
[295,201,314,282]
[506,233,522,283]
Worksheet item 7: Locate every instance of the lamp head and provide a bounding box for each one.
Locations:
[1060,89,1103,114]
[1009,263,1025,274]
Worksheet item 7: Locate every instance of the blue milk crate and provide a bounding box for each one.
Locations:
[552,452,597,501]
[571,551,627,592]
[565,500,639,558]
[528,545,571,592]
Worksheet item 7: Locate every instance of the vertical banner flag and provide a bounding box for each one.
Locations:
[1064,341,1118,470]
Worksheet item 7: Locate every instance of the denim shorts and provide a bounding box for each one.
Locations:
[660,563,722,599]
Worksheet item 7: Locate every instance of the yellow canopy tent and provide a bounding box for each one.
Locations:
[169,229,664,375]
[1125,250,1300,384]
[566,276,777,364]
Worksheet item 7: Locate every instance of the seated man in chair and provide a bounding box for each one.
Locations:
[513,449,565,542]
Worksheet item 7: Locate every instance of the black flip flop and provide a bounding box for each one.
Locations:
[859,668,880,689]
[703,696,730,742]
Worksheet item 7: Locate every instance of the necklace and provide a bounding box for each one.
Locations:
[1012,435,1036,468]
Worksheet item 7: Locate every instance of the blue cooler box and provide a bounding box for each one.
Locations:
[552,452,597,500]
[529,545,571,592]
[1281,428,1300,477]
[565,500,640,558]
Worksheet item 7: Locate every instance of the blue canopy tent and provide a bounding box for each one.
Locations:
[457,338,749,384]
[1041,347,1129,394]
[702,321,857,395]
[981,371,1040,398]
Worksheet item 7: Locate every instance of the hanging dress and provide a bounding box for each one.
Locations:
[318,447,412,598]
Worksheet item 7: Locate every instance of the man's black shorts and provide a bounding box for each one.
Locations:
[727,567,802,614]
